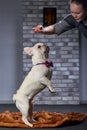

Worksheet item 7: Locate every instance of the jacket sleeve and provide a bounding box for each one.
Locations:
[54,14,75,35]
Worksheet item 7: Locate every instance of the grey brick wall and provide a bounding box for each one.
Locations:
[22,0,80,104]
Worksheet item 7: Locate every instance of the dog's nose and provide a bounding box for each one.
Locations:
[44,45,49,53]
[46,46,49,52]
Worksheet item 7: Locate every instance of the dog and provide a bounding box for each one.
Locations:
[13,43,55,127]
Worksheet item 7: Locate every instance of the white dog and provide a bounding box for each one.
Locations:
[13,43,55,127]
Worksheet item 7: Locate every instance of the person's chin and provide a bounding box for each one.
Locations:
[76,19,81,23]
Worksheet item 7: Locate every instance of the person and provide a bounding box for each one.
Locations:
[33,0,87,37]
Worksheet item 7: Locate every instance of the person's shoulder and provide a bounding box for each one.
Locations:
[64,14,73,20]
[64,14,77,27]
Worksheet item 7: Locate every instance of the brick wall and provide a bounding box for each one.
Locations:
[22,0,80,104]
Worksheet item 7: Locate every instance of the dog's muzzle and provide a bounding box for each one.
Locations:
[44,45,49,58]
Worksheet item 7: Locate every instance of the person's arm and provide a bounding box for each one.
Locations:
[33,25,55,34]
[33,15,75,35]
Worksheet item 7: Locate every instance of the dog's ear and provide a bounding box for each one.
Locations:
[24,47,33,56]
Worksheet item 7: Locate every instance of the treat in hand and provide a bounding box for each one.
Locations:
[33,25,43,33]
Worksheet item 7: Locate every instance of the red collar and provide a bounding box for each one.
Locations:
[35,61,53,68]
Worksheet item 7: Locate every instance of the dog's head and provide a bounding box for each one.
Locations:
[24,43,49,64]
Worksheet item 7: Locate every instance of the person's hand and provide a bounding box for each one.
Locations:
[33,25,43,33]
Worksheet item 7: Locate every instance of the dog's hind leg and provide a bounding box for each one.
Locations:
[28,99,33,121]
[28,99,36,122]
[15,97,33,127]
[22,115,33,127]
[40,76,55,93]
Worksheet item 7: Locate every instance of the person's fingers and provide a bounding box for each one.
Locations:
[32,25,43,32]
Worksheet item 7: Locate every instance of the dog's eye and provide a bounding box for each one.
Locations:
[38,45,41,48]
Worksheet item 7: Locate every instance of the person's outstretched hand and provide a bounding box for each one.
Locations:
[33,25,43,33]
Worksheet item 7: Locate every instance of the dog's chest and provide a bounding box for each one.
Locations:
[27,65,51,80]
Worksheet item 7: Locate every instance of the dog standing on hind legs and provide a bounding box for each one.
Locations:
[13,43,55,127]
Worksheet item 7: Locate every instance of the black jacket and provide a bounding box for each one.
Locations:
[65,14,87,37]
[54,14,87,37]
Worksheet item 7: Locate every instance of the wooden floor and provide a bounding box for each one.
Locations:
[0,104,87,130]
